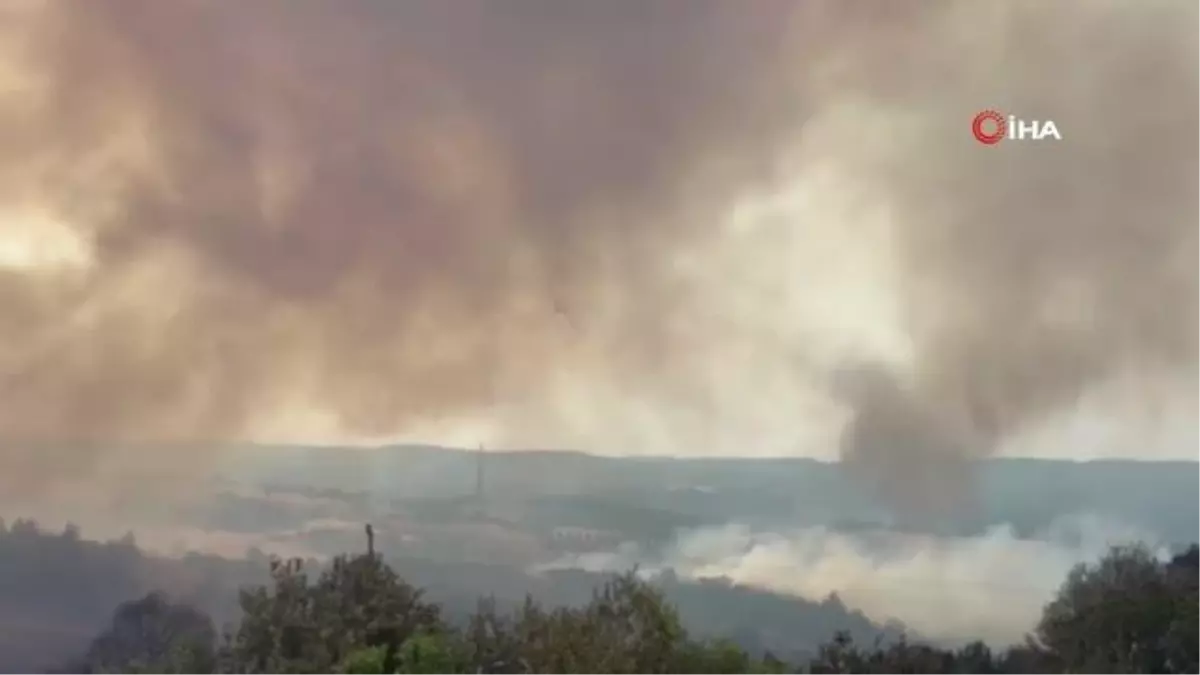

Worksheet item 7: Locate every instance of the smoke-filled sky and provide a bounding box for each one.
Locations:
[0,1,1196,503]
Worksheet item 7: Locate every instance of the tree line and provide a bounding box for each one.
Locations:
[0,517,894,668]
[66,529,1198,674]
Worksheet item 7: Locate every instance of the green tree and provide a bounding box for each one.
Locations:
[503,572,688,673]
[225,549,444,673]
[1035,544,1198,674]
[337,631,472,674]
[1162,545,1200,672]
[394,630,472,674]
[337,645,389,674]
[80,591,216,674]
[672,638,782,674]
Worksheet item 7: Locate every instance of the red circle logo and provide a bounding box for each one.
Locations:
[972,110,1006,145]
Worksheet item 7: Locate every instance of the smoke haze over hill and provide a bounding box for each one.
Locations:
[0,445,1196,669]
[539,516,1169,646]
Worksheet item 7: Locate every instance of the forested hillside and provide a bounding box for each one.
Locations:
[0,521,892,672]
[67,533,1199,674]
[0,520,261,672]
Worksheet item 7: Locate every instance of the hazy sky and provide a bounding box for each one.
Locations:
[0,0,1196,504]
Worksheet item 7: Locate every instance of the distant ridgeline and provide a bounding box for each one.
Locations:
[227,446,1200,544]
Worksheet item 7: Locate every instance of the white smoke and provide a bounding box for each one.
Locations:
[535,515,1166,646]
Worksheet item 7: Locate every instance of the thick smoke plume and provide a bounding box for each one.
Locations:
[0,1,1195,507]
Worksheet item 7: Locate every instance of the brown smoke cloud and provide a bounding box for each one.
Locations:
[0,1,1195,511]
[0,0,799,493]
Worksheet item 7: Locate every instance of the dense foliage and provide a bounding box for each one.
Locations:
[0,519,890,670]
[68,536,1198,674]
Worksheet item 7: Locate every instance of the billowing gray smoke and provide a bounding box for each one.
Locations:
[0,1,1195,512]
[831,364,976,524]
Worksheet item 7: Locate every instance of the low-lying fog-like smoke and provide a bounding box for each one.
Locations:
[536,516,1168,646]
[0,1,1195,506]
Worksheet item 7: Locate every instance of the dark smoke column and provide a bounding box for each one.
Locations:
[832,364,976,532]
